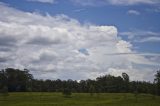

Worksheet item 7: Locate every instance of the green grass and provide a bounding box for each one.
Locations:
[0,92,160,106]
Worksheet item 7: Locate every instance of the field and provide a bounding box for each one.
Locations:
[0,93,160,106]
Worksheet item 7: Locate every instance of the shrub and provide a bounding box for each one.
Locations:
[62,88,72,98]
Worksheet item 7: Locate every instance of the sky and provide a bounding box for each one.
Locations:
[0,0,160,81]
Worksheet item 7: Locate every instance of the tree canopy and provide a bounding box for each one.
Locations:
[0,68,159,96]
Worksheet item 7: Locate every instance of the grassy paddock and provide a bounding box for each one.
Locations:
[0,92,160,106]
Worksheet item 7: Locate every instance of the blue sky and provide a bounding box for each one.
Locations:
[0,0,160,81]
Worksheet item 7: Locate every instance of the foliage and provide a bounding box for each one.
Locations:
[0,68,158,96]
[0,69,8,95]
[122,73,130,92]
[0,68,33,92]
[154,70,160,96]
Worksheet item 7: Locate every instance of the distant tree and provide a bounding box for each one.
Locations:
[0,67,157,94]
[96,74,124,93]
[0,69,8,95]
[0,68,33,92]
[122,73,129,82]
[122,73,130,92]
[154,70,160,96]
[79,80,88,93]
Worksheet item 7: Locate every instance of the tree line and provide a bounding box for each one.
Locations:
[0,68,160,96]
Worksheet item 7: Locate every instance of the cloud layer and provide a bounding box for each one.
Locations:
[0,3,158,81]
[120,30,160,43]
[71,0,160,6]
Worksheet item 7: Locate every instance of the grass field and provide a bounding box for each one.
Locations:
[0,92,160,106]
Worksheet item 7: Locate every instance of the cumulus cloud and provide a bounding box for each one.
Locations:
[0,3,159,81]
[127,10,140,15]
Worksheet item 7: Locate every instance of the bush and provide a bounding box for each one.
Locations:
[62,88,72,98]
[0,86,9,96]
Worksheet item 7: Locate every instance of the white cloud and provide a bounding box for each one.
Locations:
[0,3,159,81]
[127,10,140,15]
[108,0,159,5]
[27,0,55,3]
[119,30,160,42]
[139,36,160,42]
[107,67,155,81]
[71,0,160,6]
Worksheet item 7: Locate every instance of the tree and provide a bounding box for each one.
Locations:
[0,67,157,94]
[122,73,130,92]
[122,73,129,82]
[0,68,33,92]
[0,69,8,95]
[154,70,160,96]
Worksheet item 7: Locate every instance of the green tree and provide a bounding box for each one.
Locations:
[122,73,130,92]
[154,70,160,96]
[0,69,8,95]
[0,68,33,92]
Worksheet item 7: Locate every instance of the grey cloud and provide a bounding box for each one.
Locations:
[0,47,12,52]
[0,36,17,47]
[39,51,58,61]
[27,36,63,45]
[0,57,8,63]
